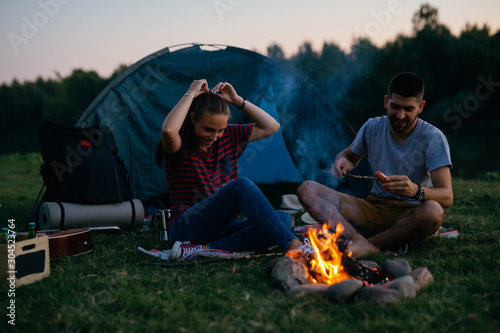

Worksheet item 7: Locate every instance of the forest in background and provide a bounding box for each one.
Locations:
[1,4,499,178]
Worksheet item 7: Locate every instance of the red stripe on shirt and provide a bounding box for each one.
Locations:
[164,123,252,226]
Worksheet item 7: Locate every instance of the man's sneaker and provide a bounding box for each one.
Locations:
[170,241,204,261]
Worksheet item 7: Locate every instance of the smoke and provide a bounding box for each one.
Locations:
[272,69,353,190]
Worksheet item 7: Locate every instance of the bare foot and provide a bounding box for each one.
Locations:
[347,239,380,258]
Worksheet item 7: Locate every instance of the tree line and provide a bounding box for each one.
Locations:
[1,4,499,177]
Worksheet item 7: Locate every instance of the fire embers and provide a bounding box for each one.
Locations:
[267,223,434,304]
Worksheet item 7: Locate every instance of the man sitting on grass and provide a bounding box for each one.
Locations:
[297,72,453,258]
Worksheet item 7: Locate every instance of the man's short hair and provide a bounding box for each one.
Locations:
[387,72,424,101]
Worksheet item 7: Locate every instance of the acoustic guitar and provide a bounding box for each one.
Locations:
[18,228,93,259]
[48,228,93,259]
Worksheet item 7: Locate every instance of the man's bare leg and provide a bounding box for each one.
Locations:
[297,180,380,258]
[367,200,444,249]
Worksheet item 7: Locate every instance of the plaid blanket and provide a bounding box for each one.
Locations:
[138,247,253,261]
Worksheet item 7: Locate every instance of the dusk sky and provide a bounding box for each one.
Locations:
[1,0,499,84]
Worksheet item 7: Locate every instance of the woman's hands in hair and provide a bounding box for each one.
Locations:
[211,82,243,107]
[211,82,280,143]
[187,79,209,98]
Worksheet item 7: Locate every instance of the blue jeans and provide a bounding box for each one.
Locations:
[168,177,297,252]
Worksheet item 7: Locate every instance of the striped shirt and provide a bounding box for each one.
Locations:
[165,123,252,226]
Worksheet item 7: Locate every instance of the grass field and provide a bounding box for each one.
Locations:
[1,152,499,332]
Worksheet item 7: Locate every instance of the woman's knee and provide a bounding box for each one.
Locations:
[223,177,259,197]
[234,176,253,185]
[231,177,257,192]
[277,211,295,231]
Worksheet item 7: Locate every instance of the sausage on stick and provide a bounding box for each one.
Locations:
[375,171,389,183]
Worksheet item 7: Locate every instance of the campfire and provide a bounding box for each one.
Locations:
[306,222,353,285]
[268,222,434,304]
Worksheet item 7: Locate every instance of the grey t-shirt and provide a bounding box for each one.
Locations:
[351,116,452,204]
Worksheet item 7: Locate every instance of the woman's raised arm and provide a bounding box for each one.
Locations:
[161,79,209,155]
[212,82,280,142]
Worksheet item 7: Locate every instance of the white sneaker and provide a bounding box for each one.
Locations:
[170,241,204,261]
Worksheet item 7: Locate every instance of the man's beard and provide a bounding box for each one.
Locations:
[389,116,417,133]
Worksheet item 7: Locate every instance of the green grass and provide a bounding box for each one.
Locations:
[1,153,500,332]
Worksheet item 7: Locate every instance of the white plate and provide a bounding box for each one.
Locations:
[280,194,304,211]
[301,212,319,225]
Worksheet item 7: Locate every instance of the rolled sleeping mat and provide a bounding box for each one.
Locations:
[39,199,144,230]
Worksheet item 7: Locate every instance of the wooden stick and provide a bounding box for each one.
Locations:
[344,174,377,180]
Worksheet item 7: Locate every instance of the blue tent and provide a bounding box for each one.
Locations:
[76,44,371,202]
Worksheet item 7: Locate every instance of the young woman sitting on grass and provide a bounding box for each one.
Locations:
[155,79,312,261]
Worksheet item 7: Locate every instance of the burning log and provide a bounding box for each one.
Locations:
[341,255,384,285]
[304,222,384,285]
[306,222,352,285]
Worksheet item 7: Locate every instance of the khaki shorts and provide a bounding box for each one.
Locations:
[338,193,418,235]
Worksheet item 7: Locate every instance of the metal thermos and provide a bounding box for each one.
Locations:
[156,209,170,241]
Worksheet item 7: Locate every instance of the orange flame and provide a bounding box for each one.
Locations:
[307,222,353,285]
